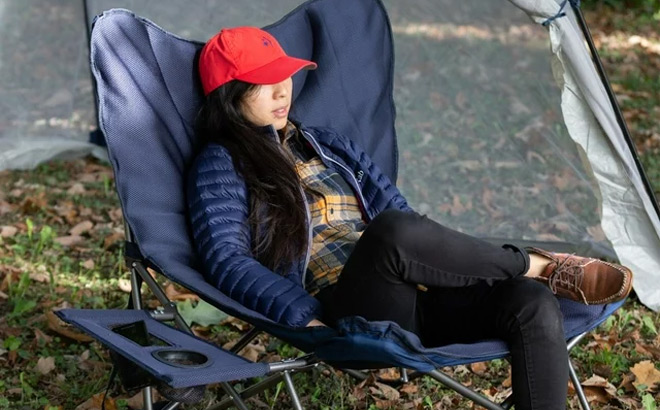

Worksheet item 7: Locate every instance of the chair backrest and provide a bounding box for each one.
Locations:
[90,0,395,333]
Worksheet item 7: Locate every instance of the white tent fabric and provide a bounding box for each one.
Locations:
[511,0,660,310]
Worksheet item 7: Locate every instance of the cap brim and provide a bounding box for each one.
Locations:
[235,55,317,85]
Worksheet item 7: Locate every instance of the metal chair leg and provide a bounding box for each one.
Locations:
[426,369,505,410]
[141,386,154,410]
[569,359,592,410]
[221,382,250,410]
[283,371,304,410]
[567,332,592,410]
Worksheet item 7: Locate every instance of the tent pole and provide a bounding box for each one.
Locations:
[571,4,660,220]
[82,0,105,146]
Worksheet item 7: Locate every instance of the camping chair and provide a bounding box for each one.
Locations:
[57,1,627,409]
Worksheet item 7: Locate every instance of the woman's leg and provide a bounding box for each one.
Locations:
[319,209,529,332]
[343,209,631,304]
[350,209,531,288]
[419,277,569,410]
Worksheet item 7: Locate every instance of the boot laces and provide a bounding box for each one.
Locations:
[548,254,585,295]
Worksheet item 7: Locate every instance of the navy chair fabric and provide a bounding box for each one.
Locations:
[56,309,270,387]
[90,0,623,374]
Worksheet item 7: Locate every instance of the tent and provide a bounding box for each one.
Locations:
[1,0,659,311]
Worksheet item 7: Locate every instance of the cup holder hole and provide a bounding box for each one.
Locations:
[152,350,209,368]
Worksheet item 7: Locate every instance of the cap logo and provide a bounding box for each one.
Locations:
[261,36,272,47]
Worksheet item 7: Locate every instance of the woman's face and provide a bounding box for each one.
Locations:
[241,77,293,131]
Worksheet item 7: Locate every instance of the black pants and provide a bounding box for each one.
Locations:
[316,209,569,410]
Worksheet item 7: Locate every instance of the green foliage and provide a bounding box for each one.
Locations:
[642,394,658,410]
[589,0,660,15]
[177,299,229,327]
[641,154,660,197]
[641,315,658,336]
[7,273,37,318]
[3,335,22,351]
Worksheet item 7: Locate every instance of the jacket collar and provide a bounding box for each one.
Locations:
[254,119,303,144]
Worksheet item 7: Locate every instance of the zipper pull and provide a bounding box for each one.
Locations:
[356,170,364,183]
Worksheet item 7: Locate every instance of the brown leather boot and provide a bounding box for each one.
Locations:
[527,247,633,305]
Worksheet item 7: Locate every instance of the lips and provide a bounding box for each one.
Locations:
[272,106,288,118]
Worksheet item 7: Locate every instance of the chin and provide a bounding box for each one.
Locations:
[274,119,289,130]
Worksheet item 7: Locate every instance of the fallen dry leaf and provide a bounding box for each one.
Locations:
[20,192,47,214]
[75,392,116,410]
[0,225,17,238]
[35,356,56,375]
[378,367,400,381]
[374,399,399,409]
[582,385,611,404]
[619,372,637,393]
[29,272,50,283]
[370,381,400,401]
[165,283,199,301]
[0,200,15,215]
[581,374,618,404]
[103,232,124,249]
[582,374,618,394]
[67,183,86,195]
[125,389,161,409]
[630,360,660,391]
[238,341,265,362]
[0,264,23,291]
[45,311,93,343]
[54,235,84,247]
[470,361,488,376]
[70,220,94,236]
[502,372,512,388]
[108,208,123,223]
[33,328,53,345]
[118,278,132,293]
[635,343,660,361]
[81,259,95,270]
[399,383,418,395]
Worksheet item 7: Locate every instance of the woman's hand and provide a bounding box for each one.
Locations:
[306,319,328,327]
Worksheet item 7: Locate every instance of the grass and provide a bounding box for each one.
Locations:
[0,173,659,408]
[1,3,660,410]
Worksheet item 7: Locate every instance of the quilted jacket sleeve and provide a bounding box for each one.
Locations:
[323,128,414,214]
[186,145,321,328]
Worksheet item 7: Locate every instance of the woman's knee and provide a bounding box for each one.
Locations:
[365,209,422,247]
[494,278,564,335]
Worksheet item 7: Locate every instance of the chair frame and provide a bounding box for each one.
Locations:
[122,221,594,410]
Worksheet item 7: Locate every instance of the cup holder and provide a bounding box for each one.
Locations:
[152,349,210,368]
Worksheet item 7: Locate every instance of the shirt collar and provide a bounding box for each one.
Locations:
[254,120,299,144]
[281,121,298,144]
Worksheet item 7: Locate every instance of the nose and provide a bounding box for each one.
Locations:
[273,80,288,98]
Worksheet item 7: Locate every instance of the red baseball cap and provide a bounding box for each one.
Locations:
[199,26,317,96]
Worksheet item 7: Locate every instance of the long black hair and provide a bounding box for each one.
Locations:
[195,80,308,272]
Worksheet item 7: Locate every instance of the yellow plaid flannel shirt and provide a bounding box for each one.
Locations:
[282,123,366,296]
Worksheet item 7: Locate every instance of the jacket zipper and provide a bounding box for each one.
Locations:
[302,130,371,222]
[299,185,313,288]
[270,126,313,288]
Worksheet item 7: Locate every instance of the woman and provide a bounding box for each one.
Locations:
[187,26,633,410]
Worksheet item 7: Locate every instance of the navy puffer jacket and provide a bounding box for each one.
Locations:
[187,122,413,327]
